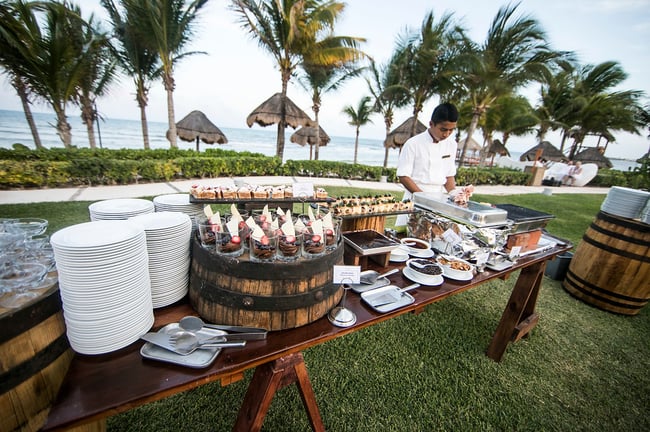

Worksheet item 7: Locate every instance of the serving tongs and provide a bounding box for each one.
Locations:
[179,316,268,340]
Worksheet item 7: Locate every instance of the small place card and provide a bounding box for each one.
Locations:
[509,246,522,260]
[293,182,314,198]
[333,265,360,284]
[442,228,462,245]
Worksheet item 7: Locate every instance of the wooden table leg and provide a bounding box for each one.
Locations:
[486,260,547,362]
[233,352,325,432]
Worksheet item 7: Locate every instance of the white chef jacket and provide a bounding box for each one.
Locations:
[395,129,458,225]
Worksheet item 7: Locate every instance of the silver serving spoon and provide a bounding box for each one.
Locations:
[169,331,246,355]
[360,268,399,284]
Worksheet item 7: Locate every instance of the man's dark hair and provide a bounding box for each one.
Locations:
[431,103,459,123]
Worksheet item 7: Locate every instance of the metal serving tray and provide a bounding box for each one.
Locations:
[412,192,509,227]
[494,204,555,233]
[343,230,400,255]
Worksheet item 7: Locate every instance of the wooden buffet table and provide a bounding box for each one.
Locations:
[42,242,570,432]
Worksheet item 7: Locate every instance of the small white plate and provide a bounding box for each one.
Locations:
[389,251,409,262]
[402,266,443,286]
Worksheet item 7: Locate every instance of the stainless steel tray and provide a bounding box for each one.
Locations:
[343,230,400,255]
[360,285,415,313]
[140,323,224,368]
[413,192,509,227]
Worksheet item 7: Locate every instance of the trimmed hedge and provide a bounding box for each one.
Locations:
[1,147,646,190]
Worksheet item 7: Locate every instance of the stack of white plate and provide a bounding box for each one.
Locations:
[153,194,204,228]
[51,220,154,355]
[600,186,650,220]
[129,212,192,308]
[89,198,154,221]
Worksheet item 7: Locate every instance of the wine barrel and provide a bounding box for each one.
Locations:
[0,284,73,432]
[563,211,650,315]
[189,236,344,330]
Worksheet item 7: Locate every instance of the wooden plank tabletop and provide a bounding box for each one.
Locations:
[43,243,570,431]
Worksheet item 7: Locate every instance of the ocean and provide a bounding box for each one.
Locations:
[0,109,639,172]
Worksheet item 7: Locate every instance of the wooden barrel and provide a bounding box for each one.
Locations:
[0,284,73,432]
[563,211,650,315]
[189,236,345,330]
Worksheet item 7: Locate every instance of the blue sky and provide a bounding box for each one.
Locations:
[1,0,648,159]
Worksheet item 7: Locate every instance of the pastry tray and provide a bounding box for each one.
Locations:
[140,323,224,368]
[412,192,509,227]
[343,230,400,255]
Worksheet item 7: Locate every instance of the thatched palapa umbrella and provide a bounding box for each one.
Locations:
[384,116,427,149]
[520,141,565,162]
[170,110,228,151]
[290,126,330,160]
[246,93,313,129]
[574,147,613,168]
[486,139,510,166]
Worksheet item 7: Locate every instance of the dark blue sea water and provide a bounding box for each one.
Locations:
[0,109,639,171]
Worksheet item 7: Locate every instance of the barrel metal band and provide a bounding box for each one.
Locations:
[197,279,340,311]
[598,211,650,234]
[590,214,650,247]
[0,286,62,344]
[581,233,650,263]
[0,334,70,394]
[564,269,647,307]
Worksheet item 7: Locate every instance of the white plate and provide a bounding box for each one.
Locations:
[409,248,434,258]
[360,285,415,313]
[441,268,473,281]
[402,266,443,286]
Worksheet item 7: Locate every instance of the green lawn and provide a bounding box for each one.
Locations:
[2,189,649,431]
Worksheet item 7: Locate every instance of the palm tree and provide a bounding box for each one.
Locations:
[365,58,409,167]
[484,95,537,148]
[126,0,208,148]
[455,3,561,166]
[388,11,465,135]
[342,96,373,164]
[101,0,162,150]
[298,34,367,161]
[15,1,93,148]
[0,0,44,148]
[73,11,117,149]
[232,0,358,160]
[562,61,645,159]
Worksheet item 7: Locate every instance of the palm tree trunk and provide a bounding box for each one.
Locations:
[80,99,97,149]
[53,105,72,148]
[313,108,321,161]
[136,86,151,150]
[353,127,360,164]
[277,78,289,160]
[14,76,43,149]
[139,104,151,150]
[164,72,177,148]
[459,113,480,167]
[383,120,392,168]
